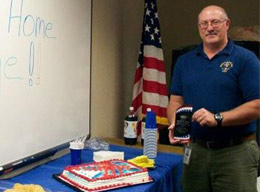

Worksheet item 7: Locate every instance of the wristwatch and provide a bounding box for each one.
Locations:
[214,113,223,127]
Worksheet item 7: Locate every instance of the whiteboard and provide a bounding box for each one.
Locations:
[0,0,91,168]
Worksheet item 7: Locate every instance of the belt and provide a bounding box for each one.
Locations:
[194,134,256,150]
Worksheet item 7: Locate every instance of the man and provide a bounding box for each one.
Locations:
[168,5,260,192]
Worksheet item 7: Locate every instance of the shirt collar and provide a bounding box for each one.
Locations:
[196,38,234,56]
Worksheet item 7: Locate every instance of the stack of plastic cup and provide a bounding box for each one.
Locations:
[143,108,157,159]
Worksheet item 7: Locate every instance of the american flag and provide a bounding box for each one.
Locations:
[131,0,168,135]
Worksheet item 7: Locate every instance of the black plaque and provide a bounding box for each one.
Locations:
[173,106,193,140]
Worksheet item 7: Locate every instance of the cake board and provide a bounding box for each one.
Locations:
[53,173,153,192]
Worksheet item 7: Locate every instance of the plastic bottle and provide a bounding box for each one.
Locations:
[143,108,157,159]
[141,108,151,146]
[124,106,138,145]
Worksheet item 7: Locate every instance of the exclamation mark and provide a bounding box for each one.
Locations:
[29,41,35,86]
[36,41,41,85]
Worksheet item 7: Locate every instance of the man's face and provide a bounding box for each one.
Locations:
[198,7,230,46]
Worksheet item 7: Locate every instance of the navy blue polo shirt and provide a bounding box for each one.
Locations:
[170,40,260,141]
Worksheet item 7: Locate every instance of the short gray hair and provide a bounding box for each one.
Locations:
[198,5,229,22]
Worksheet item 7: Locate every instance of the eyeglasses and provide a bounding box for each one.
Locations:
[198,19,227,29]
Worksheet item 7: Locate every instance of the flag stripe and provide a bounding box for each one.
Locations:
[132,91,142,110]
[144,57,166,72]
[143,91,168,108]
[133,77,143,98]
[141,104,167,118]
[134,64,143,83]
[143,67,167,84]
[144,45,164,60]
[143,80,168,96]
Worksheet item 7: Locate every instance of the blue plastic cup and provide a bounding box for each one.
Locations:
[70,142,84,165]
[145,110,156,128]
[70,148,82,165]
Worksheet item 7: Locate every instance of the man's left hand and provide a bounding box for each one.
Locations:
[192,108,218,127]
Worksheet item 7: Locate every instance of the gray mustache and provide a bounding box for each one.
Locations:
[206,32,217,35]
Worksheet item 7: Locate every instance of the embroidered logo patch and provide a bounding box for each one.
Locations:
[220,61,233,72]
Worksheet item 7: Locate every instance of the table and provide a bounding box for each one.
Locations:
[103,138,184,155]
[0,140,183,192]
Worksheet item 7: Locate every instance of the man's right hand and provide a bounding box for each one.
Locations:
[168,123,190,144]
[167,95,189,144]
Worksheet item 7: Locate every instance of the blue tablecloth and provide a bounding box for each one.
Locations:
[0,145,183,192]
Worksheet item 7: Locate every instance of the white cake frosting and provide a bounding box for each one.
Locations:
[58,159,152,192]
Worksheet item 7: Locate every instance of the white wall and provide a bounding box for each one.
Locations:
[91,0,124,138]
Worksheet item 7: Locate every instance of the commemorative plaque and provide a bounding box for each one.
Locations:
[173,106,193,140]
